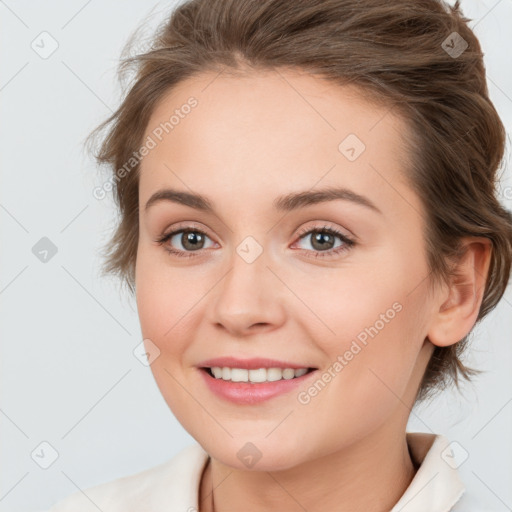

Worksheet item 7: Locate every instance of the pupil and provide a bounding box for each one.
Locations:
[313,232,333,250]
[183,231,203,250]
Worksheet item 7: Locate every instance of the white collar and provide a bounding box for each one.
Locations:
[390,432,465,511]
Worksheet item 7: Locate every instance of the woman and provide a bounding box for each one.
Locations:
[48,0,512,510]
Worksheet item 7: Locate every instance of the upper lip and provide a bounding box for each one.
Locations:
[198,356,316,370]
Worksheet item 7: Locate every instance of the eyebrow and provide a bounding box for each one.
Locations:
[144,186,382,215]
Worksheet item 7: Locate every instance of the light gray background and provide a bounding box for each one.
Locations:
[1,1,511,511]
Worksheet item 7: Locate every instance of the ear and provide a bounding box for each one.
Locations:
[427,237,492,348]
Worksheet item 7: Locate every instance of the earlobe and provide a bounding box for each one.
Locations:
[427,238,492,348]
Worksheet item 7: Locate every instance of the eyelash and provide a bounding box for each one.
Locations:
[155,224,355,260]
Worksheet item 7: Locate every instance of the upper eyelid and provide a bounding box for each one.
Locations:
[296,222,354,239]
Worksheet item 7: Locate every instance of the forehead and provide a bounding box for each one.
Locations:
[139,68,416,215]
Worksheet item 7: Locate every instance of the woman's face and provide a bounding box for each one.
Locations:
[135,68,437,470]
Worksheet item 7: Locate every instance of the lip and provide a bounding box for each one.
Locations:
[198,366,318,405]
[197,356,316,370]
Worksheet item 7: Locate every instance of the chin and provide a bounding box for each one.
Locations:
[202,436,311,472]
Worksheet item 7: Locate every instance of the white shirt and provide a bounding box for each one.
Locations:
[46,432,473,511]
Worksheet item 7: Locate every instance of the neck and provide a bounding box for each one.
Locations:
[198,424,417,512]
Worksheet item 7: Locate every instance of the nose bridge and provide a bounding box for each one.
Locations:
[211,234,285,332]
[220,237,272,308]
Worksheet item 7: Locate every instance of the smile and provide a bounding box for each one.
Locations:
[199,366,318,405]
[206,366,313,382]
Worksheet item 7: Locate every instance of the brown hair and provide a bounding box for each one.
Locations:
[86,0,512,403]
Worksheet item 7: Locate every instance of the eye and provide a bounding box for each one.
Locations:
[155,222,356,260]
[155,225,216,258]
[292,224,355,258]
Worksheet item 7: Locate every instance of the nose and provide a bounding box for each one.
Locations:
[209,247,287,337]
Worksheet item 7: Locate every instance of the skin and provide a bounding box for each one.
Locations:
[135,67,491,512]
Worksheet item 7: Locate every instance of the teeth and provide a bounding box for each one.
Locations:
[209,367,310,383]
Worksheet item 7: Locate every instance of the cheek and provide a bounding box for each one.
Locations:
[335,303,420,397]
[286,255,420,350]
[135,246,194,359]
[292,292,427,453]
[135,250,206,427]
[135,241,206,335]
[290,247,429,403]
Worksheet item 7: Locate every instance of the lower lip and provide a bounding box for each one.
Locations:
[198,368,318,405]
